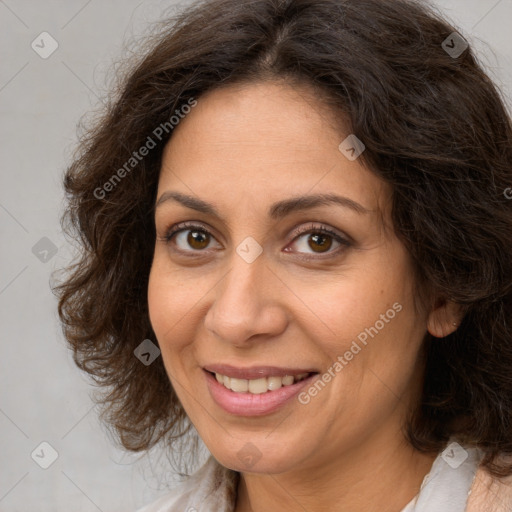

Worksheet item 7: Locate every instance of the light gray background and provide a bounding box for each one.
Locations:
[1,1,511,511]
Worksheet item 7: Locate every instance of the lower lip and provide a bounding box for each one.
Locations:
[204,370,318,416]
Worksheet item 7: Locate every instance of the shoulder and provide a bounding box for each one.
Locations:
[466,454,512,512]
[135,455,239,512]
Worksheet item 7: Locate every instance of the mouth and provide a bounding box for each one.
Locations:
[205,369,313,394]
[202,364,320,416]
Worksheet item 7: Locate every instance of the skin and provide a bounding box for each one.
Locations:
[147,79,461,512]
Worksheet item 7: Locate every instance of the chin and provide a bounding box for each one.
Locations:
[205,434,309,475]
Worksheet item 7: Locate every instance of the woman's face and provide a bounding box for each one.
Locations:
[148,80,432,475]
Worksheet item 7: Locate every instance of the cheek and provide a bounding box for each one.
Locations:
[299,255,414,353]
[147,253,196,356]
[147,262,170,339]
[298,251,421,407]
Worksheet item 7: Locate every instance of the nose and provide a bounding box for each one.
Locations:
[203,253,288,348]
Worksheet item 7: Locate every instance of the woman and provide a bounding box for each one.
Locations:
[54,0,512,510]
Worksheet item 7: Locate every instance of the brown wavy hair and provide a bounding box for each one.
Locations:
[54,0,512,477]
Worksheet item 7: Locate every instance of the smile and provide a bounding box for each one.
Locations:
[213,372,311,394]
[203,365,319,416]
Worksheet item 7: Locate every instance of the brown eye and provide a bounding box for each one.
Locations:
[307,233,333,253]
[186,230,210,250]
[288,224,349,258]
[163,223,221,253]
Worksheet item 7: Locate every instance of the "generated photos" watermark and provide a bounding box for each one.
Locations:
[298,302,403,404]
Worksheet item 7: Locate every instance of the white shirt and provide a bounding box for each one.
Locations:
[136,438,483,512]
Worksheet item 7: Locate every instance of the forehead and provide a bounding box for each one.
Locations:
[157,80,390,216]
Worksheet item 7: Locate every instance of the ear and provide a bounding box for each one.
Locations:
[426,299,464,338]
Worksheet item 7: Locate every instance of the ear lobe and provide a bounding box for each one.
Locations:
[426,299,464,338]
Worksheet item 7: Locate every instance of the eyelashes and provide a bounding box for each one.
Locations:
[159,221,351,260]
[289,223,351,257]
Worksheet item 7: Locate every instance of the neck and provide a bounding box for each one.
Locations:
[235,434,438,512]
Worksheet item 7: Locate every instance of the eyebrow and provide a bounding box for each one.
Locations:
[155,191,371,219]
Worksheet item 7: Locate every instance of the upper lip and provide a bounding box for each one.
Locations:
[203,364,318,380]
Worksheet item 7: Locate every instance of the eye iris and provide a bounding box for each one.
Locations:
[187,230,209,249]
[308,233,332,253]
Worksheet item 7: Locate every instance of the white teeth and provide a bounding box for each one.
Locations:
[213,372,310,394]
[267,376,282,391]
[281,375,294,386]
[229,377,249,392]
[248,378,267,394]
